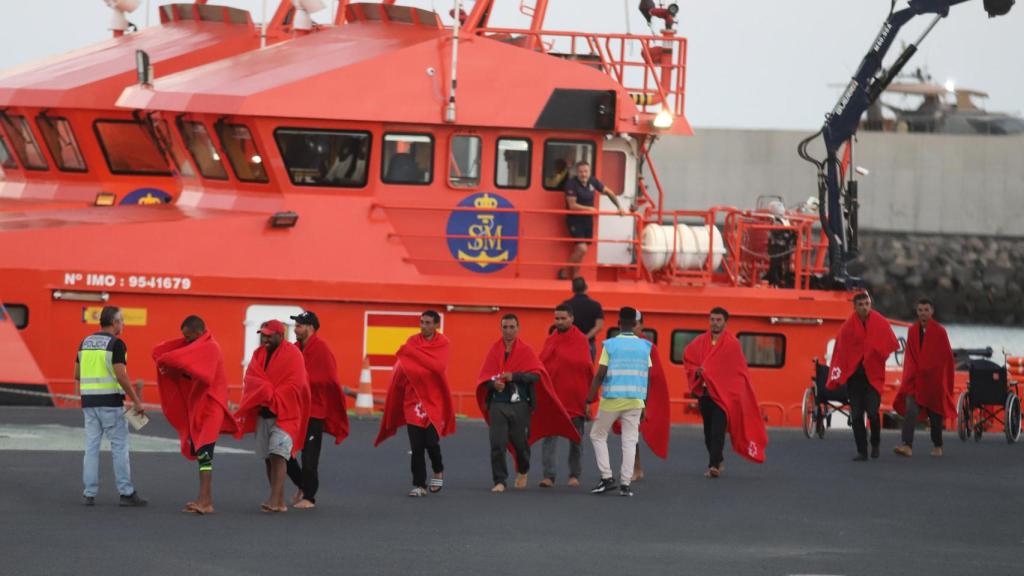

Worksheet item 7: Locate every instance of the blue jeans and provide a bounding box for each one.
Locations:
[82,407,135,497]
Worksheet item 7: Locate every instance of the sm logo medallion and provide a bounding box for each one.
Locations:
[446,193,519,273]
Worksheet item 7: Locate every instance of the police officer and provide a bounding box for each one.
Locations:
[77,306,147,506]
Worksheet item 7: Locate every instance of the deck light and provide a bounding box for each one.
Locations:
[251,155,263,164]
[95,192,117,206]
[652,109,674,129]
[269,211,299,228]
[445,305,500,313]
[52,290,110,303]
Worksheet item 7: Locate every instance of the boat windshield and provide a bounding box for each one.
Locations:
[0,135,15,169]
[448,135,481,188]
[36,116,87,172]
[495,138,531,189]
[274,128,370,188]
[94,120,172,176]
[217,123,268,183]
[382,133,432,185]
[543,140,594,190]
[179,121,228,180]
[0,114,48,170]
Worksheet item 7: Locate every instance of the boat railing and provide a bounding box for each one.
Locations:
[475,27,687,120]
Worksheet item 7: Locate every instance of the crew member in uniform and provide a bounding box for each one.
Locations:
[77,306,147,507]
[560,161,626,279]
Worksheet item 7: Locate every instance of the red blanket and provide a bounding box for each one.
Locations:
[827,310,899,394]
[301,334,349,444]
[375,333,456,446]
[475,338,581,446]
[152,332,238,460]
[234,341,311,457]
[894,320,955,418]
[684,331,768,464]
[539,326,593,420]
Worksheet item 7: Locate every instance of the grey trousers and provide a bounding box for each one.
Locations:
[900,394,944,447]
[541,416,586,481]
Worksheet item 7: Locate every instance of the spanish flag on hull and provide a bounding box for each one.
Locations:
[363,312,443,370]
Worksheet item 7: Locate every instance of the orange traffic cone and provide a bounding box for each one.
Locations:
[355,357,374,416]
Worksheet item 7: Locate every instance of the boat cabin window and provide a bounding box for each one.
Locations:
[0,136,15,169]
[543,140,594,190]
[1,303,29,330]
[274,128,370,188]
[448,135,481,188]
[0,114,48,170]
[737,333,786,368]
[178,121,229,180]
[669,329,702,364]
[607,327,658,344]
[151,119,195,177]
[382,133,433,185]
[495,138,531,189]
[218,124,268,183]
[36,116,87,172]
[94,120,172,176]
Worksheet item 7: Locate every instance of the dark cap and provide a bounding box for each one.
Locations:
[290,311,320,330]
[619,307,639,322]
[257,319,286,336]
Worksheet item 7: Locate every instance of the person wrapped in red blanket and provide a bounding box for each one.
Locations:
[234,320,310,513]
[827,292,899,461]
[476,314,580,493]
[375,310,455,497]
[153,315,238,515]
[684,307,767,478]
[538,305,594,488]
[893,297,955,458]
[286,311,348,509]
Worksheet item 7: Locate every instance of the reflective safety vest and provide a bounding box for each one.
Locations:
[602,335,652,399]
[77,333,122,396]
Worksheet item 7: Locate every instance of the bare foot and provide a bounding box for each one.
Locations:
[291,489,304,505]
[631,470,645,482]
[260,504,288,513]
[514,473,528,489]
[191,503,215,515]
[567,477,580,488]
[293,499,316,509]
[491,483,505,493]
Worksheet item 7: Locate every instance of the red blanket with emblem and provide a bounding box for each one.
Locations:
[684,331,767,463]
[375,333,456,446]
[539,326,593,420]
[827,310,899,394]
[894,320,955,418]
[301,334,349,444]
[234,341,310,457]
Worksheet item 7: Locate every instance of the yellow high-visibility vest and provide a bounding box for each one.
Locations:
[77,333,121,395]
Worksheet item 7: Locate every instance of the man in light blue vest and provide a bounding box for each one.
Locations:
[76,306,147,507]
[587,307,651,497]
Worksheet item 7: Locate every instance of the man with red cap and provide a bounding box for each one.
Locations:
[234,319,310,513]
[827,292,899,461]
[538,304,593,488]
[153,315,238,514]
[477,314,579,493]
[286,311,349,509]
[375,310,455,497]
[893,297,955,458]
[684,307,767,478]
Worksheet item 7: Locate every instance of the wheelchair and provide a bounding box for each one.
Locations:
[956,358,1021,444]
[802,360,850,439]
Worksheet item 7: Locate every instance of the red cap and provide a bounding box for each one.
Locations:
[257,319,286,336]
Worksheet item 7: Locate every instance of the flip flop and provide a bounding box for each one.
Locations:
[260,505,287,513]
[429,475,443,493]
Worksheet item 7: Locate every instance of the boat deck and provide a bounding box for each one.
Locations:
[1,406,1020,575]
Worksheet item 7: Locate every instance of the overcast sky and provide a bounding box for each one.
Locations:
[1,1,1019,130]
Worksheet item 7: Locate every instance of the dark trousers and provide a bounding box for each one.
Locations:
[407,424,443,489]
[901,394,944,447]
[848,373,881,455]
[699,395,727,468]
[286,417,323,502]
[489,402,532,485]
[542,416,585,481]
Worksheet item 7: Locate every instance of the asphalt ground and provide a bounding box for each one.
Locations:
[1,406,1022,576]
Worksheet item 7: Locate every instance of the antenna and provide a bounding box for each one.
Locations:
[445,0,462,123]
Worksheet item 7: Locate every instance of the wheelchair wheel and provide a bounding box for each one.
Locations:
[956,391,970,442]
[802,387,815,439]
[1005,393,1021,444]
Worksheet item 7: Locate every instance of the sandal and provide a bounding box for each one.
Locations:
[408,487,427,498]
[429,474,444,493]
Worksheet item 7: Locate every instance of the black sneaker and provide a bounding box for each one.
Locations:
[82,496,95,506]
[590,478,617,494]
[119,492,148,507]
[619,485,633,497]
[870,445,880,459]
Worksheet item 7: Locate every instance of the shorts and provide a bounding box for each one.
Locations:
[255,416,293,460]
[191,441,216,471]
[567,215,594,240]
